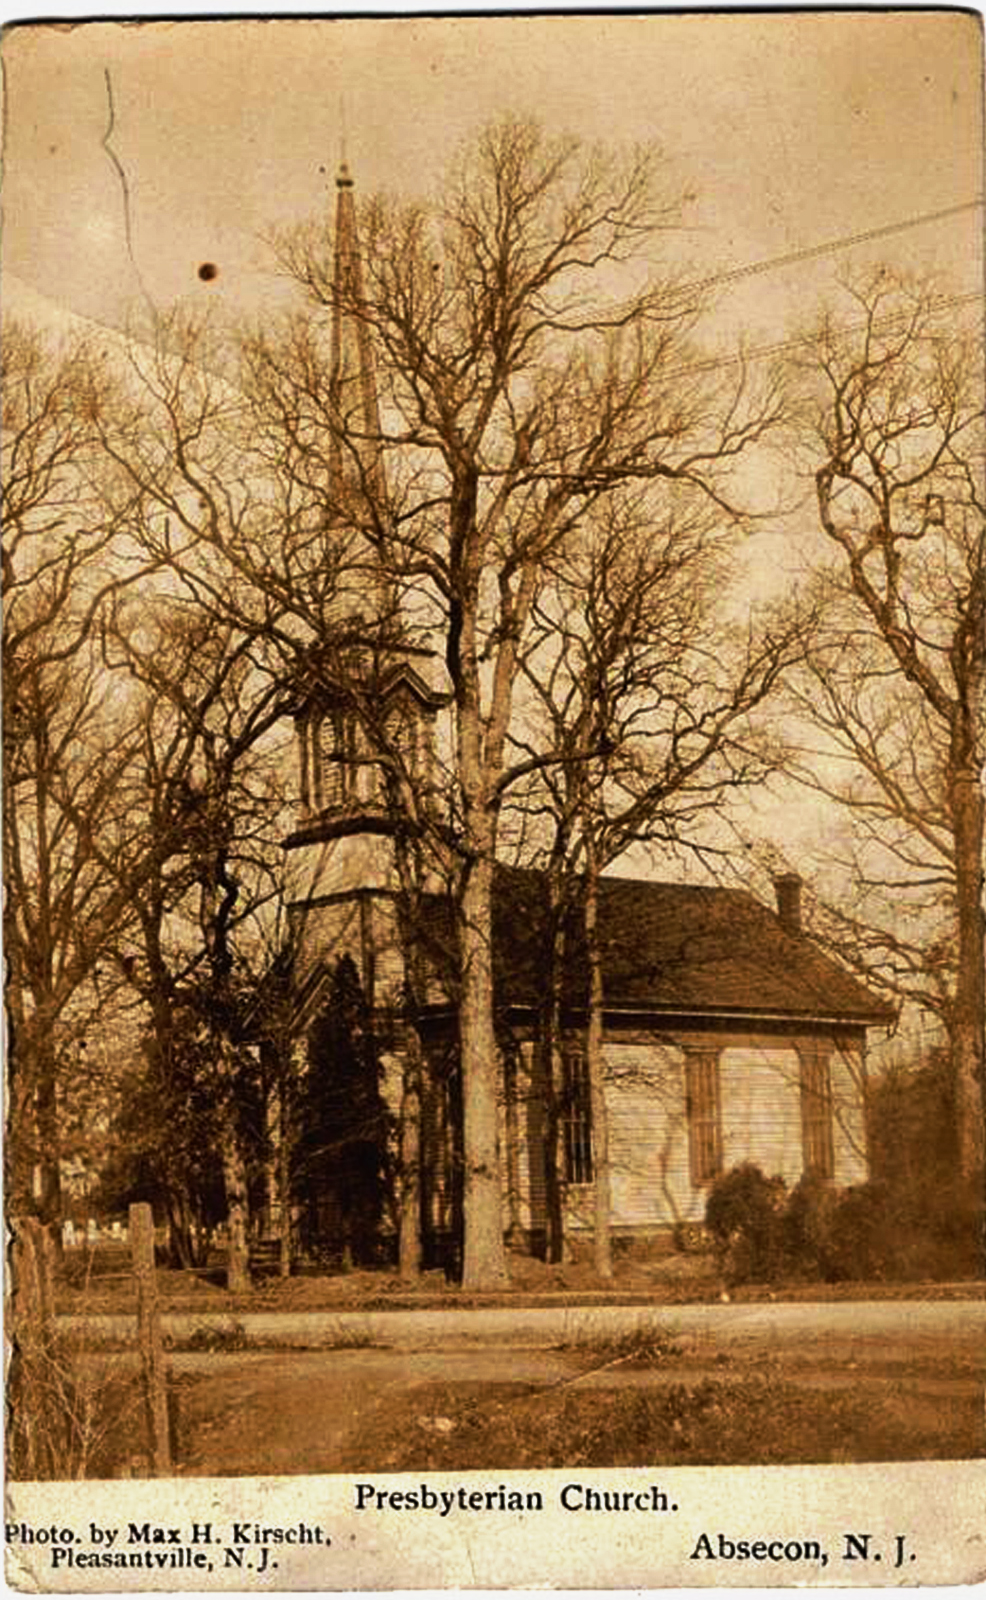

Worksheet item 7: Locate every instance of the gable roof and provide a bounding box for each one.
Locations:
[481,866,893,1027]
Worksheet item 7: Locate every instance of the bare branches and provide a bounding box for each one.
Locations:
[796,271,984,730]
[787,269,985,1174]
[512,490,803,874]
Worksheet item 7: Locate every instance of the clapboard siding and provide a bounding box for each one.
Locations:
[720,1046,802,1181]
[509,1030,869,1234]
[597,1041,697,1227]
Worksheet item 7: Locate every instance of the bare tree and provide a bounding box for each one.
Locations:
[3,649,143,1220]
[91,306,445,1275]
[3,320,125,671]
[97,601,289,1286]
[2,319,149,1221]
[787,269,984,1177]
[258,117,786,1286]
[516,491,805,1273]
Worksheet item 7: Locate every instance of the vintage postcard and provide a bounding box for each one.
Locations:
[3,10,984,1591]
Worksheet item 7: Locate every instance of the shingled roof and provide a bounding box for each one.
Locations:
[453,866,891,1026]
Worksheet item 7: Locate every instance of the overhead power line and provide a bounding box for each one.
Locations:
[686,199,984,297]
[666,289,983,383]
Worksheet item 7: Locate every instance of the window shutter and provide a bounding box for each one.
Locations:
[800,1049,834,1178]
[686,1049,722,1187]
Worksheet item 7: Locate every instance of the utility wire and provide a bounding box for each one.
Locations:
[685,200,984,298]
[665,289,982,383]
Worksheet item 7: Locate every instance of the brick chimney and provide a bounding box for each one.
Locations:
[774,873,803,933]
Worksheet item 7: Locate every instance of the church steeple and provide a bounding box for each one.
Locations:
[280,156,448,1011]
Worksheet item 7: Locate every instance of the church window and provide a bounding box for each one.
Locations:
[561,1045,593,1186]
[317,711,355,808]
[800,1048,834,1178]
[381,696,426,789]
[302,684,434,817]
[312,708,389,810]
[685,1049,722,1187]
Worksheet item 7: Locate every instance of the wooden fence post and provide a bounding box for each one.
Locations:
[129,1203,171,1475]
[10,1218,59,1478]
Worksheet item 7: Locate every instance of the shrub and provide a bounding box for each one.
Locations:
[783,1174,842,1280]
[705,1164,787,1283]
[879,1174,985,1282]
[705,1155,983,1288]
[927,1177,985,1278]
[825,1182,891,1282]
[583,1329,684,1367]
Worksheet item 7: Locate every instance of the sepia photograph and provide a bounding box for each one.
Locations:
[2,9,985,1589]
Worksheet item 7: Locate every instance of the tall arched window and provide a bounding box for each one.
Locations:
[323,712,351,807]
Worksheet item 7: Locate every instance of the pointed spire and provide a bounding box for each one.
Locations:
[330,160,384,501]
[328,160,394,625]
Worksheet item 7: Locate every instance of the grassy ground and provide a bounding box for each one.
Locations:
[12,1344,981,1480]
[330,1330,986,1471]
[163,1335,986,1476]
[335,1373,984,1471]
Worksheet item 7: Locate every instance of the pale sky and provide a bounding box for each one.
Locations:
[2,13,983,345]
[2,12,983,898]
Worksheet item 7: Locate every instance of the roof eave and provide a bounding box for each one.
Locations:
[596,1000,894,1029]
[415,998,892,1031]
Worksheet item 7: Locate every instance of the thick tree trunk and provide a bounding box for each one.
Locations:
[4,977,37,1217]
[277,1077,293,1279]
[448,500,538,1289]
[6,1083,37,1221]
[458,851,507,1288]
[399,1025,423,1279]
[392,841,431,1278]
[534,891,566,1263]
[220,1113,251,1293]
[263,1086,280,1232]
[33,1027,62,1229]
[584,849,613,1279]
[950,764,985,1179]
[260,1060,293,1278]
[164,1189,198,1269]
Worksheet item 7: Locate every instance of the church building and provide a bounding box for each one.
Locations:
[273,163,893,1267]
